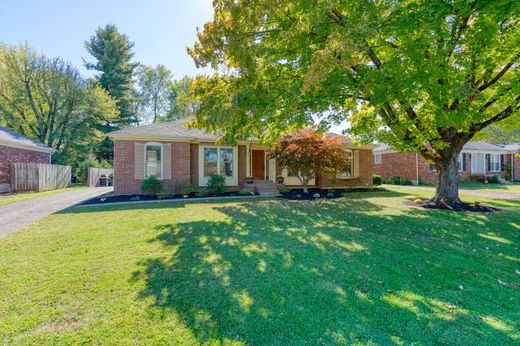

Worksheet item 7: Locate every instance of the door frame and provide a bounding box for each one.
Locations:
[252,149,266,180]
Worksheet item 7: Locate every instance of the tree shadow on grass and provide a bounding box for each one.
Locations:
[130,197,519,344]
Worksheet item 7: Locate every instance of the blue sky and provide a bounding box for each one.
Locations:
[0,0,213,78]
[0,0,347,132]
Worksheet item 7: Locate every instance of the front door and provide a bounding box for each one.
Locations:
[252,150,265,179]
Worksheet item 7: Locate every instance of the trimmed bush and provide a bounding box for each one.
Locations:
[207,174,226,194]
[196,187,209,197]
[172,180,190,194]
[387,176,401,185]
[373,174,382,185]
[141,176,162,194]
[488,175,500,184]
[279,186,291,193]
[238,189,254,196]
[183,183,197,195]
[400,179,413,185]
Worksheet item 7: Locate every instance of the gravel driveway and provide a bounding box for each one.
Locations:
[0,187,112,237]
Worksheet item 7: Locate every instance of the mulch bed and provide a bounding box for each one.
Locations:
[81,191,259,205]
[280,187,385,200]
[407,198,500,212]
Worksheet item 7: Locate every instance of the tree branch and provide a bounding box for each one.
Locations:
[477,52,520,91]
[468,95,520,134]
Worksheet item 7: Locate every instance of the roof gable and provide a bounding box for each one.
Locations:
[0,127,55,153]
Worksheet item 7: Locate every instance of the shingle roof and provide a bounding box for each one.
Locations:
[107,119,220,141]
[374,141,509,153]
[0,126,54,153]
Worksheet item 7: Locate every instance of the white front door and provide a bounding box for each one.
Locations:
[471,153,486,174]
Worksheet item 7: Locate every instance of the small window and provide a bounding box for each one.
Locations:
[337,150,353,179]
[457,154,464,172]
[220,148,234,177]
[489,154,501,172]
[429,164,437,172]
[374,154,382,165]
[145,144,162,178]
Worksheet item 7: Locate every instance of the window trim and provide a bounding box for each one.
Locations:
[489,154,501,172]
[144,142,163,179]
[374,154,382,165]
[457,153,464,172]
[198,145,238,186]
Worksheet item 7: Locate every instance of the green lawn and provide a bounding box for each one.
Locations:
[0,185,86,206]
[0,189,519,345]
[460,183,520,194]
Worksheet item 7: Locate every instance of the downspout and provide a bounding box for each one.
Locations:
[415,152,419,185]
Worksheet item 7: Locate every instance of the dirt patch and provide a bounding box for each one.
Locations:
[81,191,259,205]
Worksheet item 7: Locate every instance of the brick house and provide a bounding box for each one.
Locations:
[0,126,55,193]
[108,119,375,195]
[373,141,518,184]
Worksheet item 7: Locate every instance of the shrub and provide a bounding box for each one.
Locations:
[183,183,197,195]
[505,174,511,181]
[470,175,486,183]
[387,176,401,185]
[207,174,226,194]
[238,189,254,196]
[141,176,162,194]
[157,192,174,199]
[196,187,209,197]
[172,180,190,194]
[400,179,413,185]
[279,186,291,193]
[372,174,382,185]
[488,175,500,184]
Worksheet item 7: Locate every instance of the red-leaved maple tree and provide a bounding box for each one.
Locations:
[269,128,351,193]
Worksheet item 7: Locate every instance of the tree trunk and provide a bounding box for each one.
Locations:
[432,150,462,204]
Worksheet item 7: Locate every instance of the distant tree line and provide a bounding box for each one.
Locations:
[0,24,196,181]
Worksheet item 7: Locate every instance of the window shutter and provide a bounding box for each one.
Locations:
[486,154,491,172]
[134,143,144,179]
[163,143,171,179]
[500,154,504,169]
[462,153,467,171]
[353,150,360,178]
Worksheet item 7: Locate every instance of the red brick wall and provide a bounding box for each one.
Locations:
[0,144,50,184]
[113,140,191,194]
[318,149,374,188]
[238,145,247,185]
[190,143,199,187]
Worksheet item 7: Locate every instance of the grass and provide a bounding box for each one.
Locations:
[0,185,86,206]
[0,188,519,345]
[459,183,520,193]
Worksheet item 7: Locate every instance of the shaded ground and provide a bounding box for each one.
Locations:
[0,187,112,236]
[384,184,520,200]
[0,189,518,344]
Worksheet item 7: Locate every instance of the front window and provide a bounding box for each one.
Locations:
[374,154,382,164]
[337,150,353,178]
[203,146,235,177]
[489,154,501,172]
[203,148,218,176]
[145,144,162,178]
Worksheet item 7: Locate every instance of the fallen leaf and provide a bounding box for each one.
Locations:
[458,285,464,290]
[445,304,457,309]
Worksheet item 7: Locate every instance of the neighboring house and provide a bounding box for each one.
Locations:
[0,126,55,193]
[373,141,518,184]
[107,119,375,195]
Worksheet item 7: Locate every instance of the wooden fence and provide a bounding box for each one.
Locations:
[10,163,71,192]
[87,167,113,187]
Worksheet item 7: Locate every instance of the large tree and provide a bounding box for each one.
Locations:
[135,64,172,124]
[164,76,197,121]
[85,24,139,159]
[189,0,519,204]
[0,44,118,165]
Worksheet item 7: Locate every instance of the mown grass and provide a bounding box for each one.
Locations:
[459,183,520,193]
[0,188,518,345]
[0,185,86,206]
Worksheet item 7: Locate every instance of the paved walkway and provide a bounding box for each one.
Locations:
[0,187,112,237]
[385,185,520,199]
